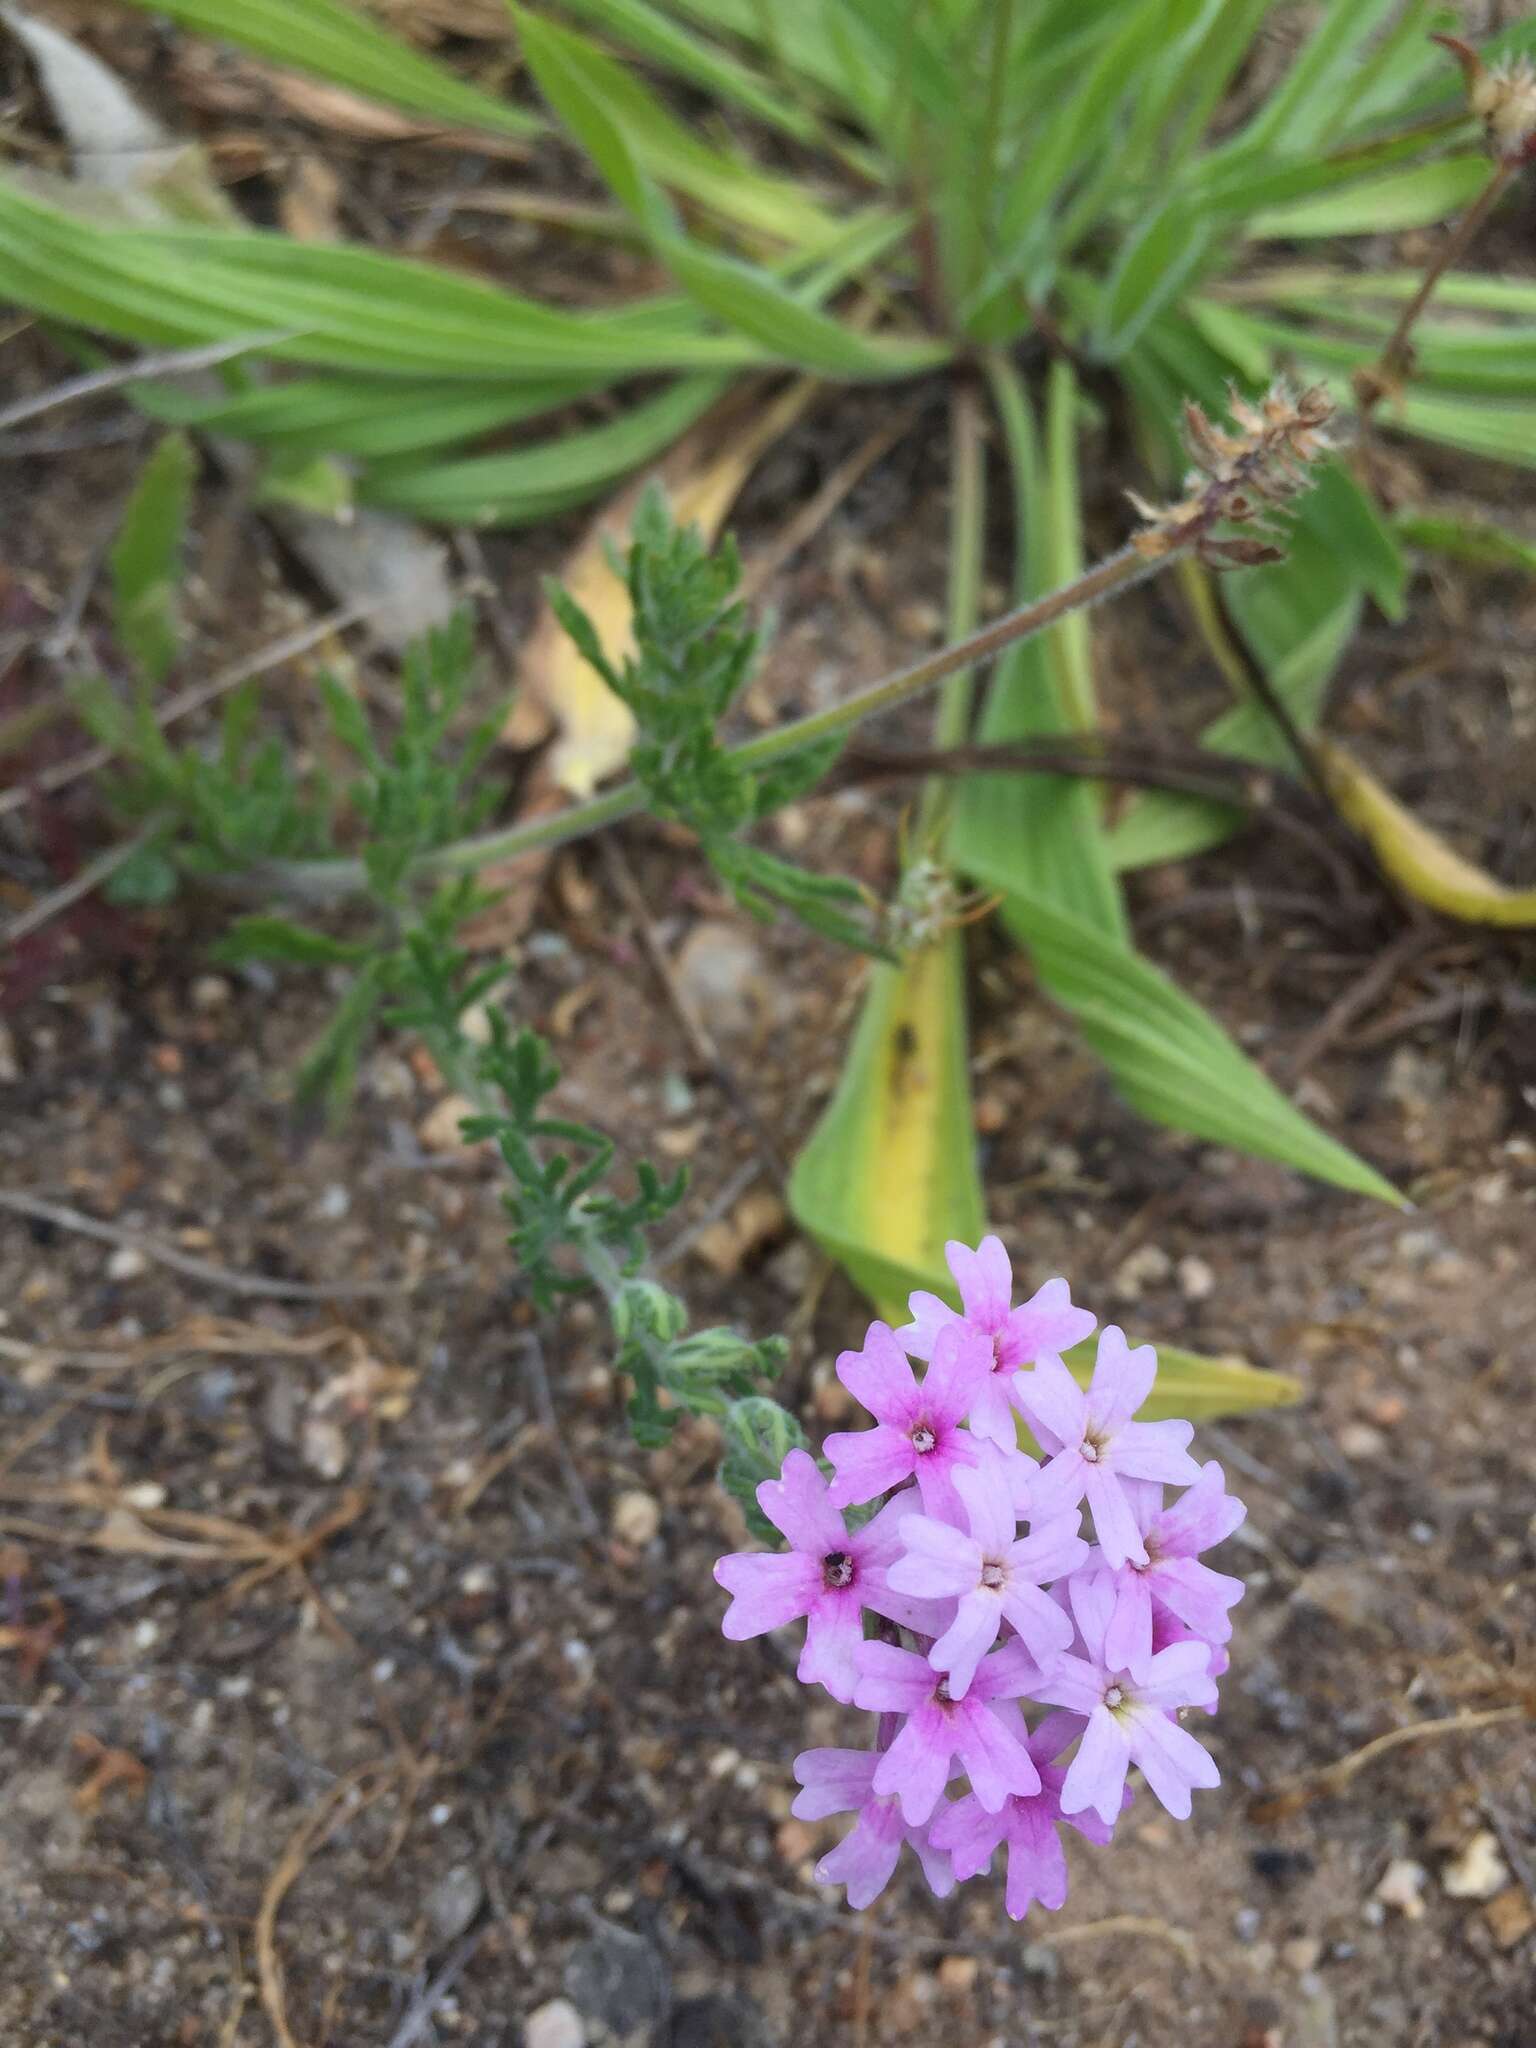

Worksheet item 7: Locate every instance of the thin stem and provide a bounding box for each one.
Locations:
[918,379,986,837]
[1357,157,1517,412]
[262,539,1174,903]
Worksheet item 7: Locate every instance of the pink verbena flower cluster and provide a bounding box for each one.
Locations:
[714,1236,1246,1918]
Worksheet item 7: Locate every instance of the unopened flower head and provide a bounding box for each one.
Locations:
[714,1237,1246,1917]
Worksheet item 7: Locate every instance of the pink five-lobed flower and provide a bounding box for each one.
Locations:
[1095,1462,1247,1672]
[897,1236,1097,1449]
[886,1444,1087,1698]
[928,1711,1126,1920]
[1013,1327,1201,1569]
[791,1749,955,1909]
[1033,1574,1220,1825]
[824,1321,991,1524]
[713,1451,948,1704]
[851,1637,1043,1825]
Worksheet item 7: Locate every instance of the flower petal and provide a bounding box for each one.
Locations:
[965,1372,1018,1450]
[947,1234,1012,1329]
[996,1277,1097,1371]
[955,1700,1041,1812]
[952,1443,1019,1556]
[1000,1578,1076,1663]
[851,1638,936,1714]
[928,1589,1003,1699]
[755,1447,846,1556]
[815,1799,904,1907]
[1013,1351,1087,1452]
[1110,1417,1200,1487]
[836,1321,918,1426]
[893,1290,957,1363]
[1101,1570,1154,1675]
[1156,1460,1246,1556]
[1003,1799,1070,1917]
[927,1792,1004,1881]
[1136,1638,1218,1712]
[922,1323,994,1427]
[1059,1704,1130,1826]
[1026,1710,1088,1768]
[1124,1704,1219,1818]
[1083,1464,1148,1571]
[872,1705,952,1825]
[798,1586,865,1703]
[1029,1651,1103,1718]
[906,1810,958,1899]
[1087,1325,1157,1428]
[791,1747,879,1821]
[1151,1555,1244,1645]
[824,1424,915,1509]
[714,1551,818,1638]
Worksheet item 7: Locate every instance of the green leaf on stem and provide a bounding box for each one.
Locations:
[109,430,195,684]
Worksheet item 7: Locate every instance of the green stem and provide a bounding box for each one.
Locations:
[919,378,986,838]
[264,535,1169,904]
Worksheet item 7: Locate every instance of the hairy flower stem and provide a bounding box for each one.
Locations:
[263,538,1171,905]
[425,1022,674,1386]
[1355,156,1517,413]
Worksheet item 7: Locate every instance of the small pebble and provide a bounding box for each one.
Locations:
[425,1865,483,1944]
[1339,1422,1386,1461]
[1111,1244,1172,1299]
[525,1998,585,2048]
[190,974,231,1011]
[1233,1906,1263,1943]
[937,1954,978,1994]
[610,1489,661,1547]
[1375,1858,1428,1920]
[1176,1254,1215,1301]
[1440,1830,1508,1901]
[106,1246,148,1283]
[1283,1936,1323,1973]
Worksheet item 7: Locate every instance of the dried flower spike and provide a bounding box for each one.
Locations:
[1130,380,1334,568]
[1435,35,1536,163]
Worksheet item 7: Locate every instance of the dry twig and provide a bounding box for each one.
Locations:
[1250,1704,1531,1822]
[0,1190,413,1300]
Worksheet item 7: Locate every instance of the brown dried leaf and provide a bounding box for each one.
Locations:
[512,377,824,798]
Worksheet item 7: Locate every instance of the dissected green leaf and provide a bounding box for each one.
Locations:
[109,430,194,684]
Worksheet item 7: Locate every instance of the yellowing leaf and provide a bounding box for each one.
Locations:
[1319,738,1536,927]
[1057,1338,1302,1422]
[788,928,986,1323]
[515,375,823,796]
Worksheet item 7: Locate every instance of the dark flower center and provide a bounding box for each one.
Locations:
[980,1561,1007,1591]
[822,1550,855,1591]
[910,1421,937,1454]
[1104,1683,1126,1711]
[934,1677,955,1707]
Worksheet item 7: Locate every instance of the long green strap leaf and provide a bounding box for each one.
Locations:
[111,0,537,138]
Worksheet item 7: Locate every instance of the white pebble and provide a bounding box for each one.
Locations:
[525,1998,585,2048]
[106,1246,148,1282]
